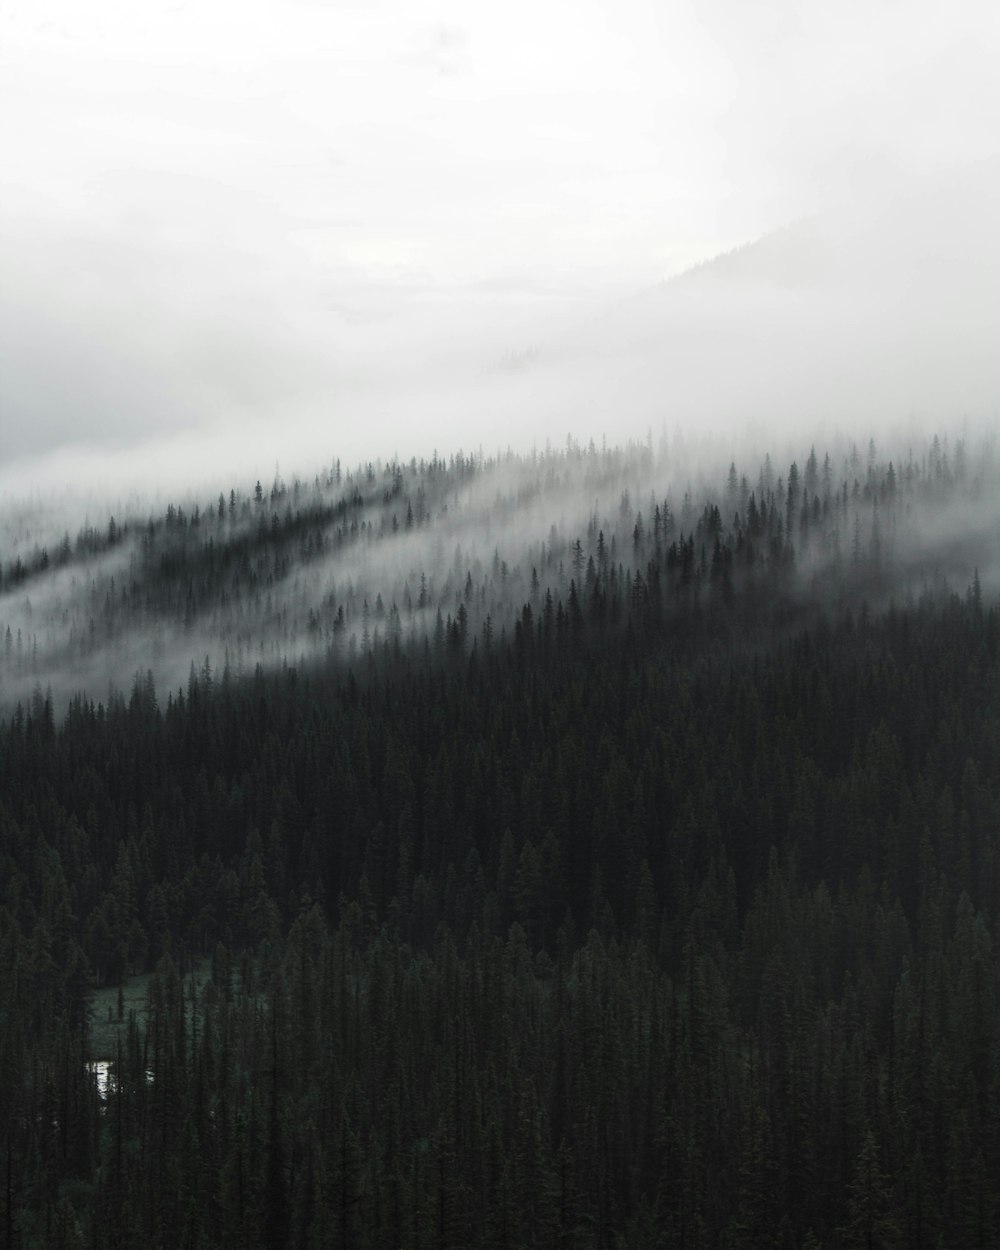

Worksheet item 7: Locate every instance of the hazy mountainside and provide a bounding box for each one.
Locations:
[663,159,1000,296]
[485,160,1000,448]
[1,436,1000,1245]
[1,429,997,716]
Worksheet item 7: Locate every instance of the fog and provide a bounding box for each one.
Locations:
[3,156,999,508]
[4,0,1000,491]
[2,422,997,716]
[5,161,1000,708]
[4,155,1000,718]
[2,1,999,708]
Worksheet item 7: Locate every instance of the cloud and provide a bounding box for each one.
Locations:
[2,0,998,494]
[403,24,470,78]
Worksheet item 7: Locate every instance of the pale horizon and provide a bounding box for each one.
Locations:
[2,0,1000,489]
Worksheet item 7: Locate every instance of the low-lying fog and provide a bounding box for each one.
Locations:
[1,421,997,717]
[2,158,999,713]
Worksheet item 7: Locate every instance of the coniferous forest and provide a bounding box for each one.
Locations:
[2,432,1000,1248]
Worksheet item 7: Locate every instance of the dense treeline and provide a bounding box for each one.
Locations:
[1,432,994,711]
[1,435,999,1246]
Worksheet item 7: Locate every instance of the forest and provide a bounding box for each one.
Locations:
[1,429,999,1247]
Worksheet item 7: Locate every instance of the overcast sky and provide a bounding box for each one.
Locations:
[2,0,999,491]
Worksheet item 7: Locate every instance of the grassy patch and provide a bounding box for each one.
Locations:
[89,961,212,1060]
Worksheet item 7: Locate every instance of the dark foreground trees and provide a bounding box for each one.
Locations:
[1,496,999,1246]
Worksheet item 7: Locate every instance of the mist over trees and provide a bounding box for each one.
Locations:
[1,428,999,1247]
[1,428,996,714]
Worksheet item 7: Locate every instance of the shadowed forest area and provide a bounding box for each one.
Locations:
[2,431,1000,1247]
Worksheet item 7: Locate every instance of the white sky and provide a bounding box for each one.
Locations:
[1,0,999,484]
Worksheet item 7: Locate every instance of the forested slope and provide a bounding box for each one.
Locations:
[2,432,996,713]
[1,433,999,1247]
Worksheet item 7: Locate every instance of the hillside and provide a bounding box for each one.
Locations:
[483,160,1000,453]
[2,428,998,715]
[2,430,1000,1247]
